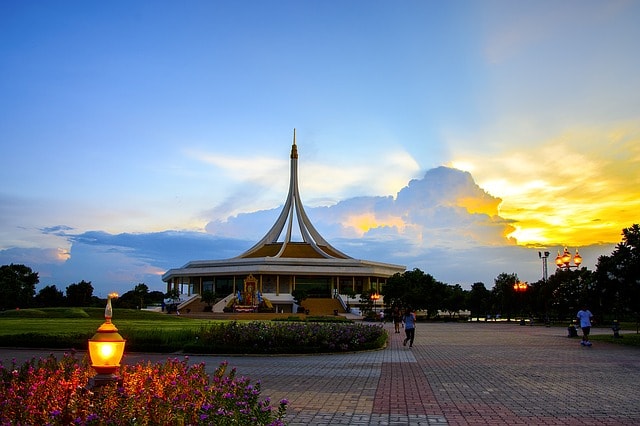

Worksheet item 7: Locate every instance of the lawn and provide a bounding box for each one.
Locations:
[0,307,210,335]
[0,307,388,354]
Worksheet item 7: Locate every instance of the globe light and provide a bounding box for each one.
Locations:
[555,247,582,270]
[88,293,126,388]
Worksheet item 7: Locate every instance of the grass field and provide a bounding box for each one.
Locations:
[0,307,210,335]
[0,307,386,353]
[0,308,216,351]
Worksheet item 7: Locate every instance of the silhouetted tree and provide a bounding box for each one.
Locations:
[383,268,448,317]
[595,224,640,321]
[467,282,490,319]
[491,273,519,320]
[0,264,38,310]
[34,284,65,307]
[66,280,94,307]
[442,284,467,317]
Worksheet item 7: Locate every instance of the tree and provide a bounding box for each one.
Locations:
[342,287,357,306]
[34,285,65,307]
[442,284,467,317]
[201,290,216,311]
[383,268,448,317]
[66,280,94,307]
[291,289,308,305]
[359,288,377,314]
[467,282,490,320]
[595,224,640,321]
[491,273,519,320]
[165,288,181,303]
[0,264,38,310]
[133,283,149,309]
[291,289,308,314]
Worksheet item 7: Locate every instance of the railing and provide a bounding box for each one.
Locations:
[334,293,349,313]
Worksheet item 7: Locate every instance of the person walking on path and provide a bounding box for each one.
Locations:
[402,308,416,347]
[576,305,593,346]
[393,308,402,333]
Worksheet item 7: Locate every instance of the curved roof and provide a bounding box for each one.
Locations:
[237,129,350,260]
[162,130,405,282]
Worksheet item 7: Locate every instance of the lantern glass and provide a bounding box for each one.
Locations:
[88,340,125,373]
[574,251,582,266]
[555,252,563,267]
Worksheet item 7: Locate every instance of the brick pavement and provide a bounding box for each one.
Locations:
[2,322,639,425]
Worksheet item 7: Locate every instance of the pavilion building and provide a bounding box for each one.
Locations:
[162,130,405,313]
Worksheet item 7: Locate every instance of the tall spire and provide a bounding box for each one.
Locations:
[238,130,350,259]
[291,128,298,159]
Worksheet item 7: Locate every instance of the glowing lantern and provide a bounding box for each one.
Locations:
[555,247,582,270]
[512,282,528,292]
[88,293,125,387]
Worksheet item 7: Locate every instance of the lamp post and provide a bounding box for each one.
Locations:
[538,251,550,281]
[88,293,126,388]
[555,247,582,270]
[370,292,380,315]
[512,281,528,325]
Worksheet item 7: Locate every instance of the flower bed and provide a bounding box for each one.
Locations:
[182,321,387,354]
[0,353,287,425]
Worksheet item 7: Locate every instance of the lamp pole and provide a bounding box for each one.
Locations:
[538,251,550,281]
[555,247,582,271]
[512,281,528,324]
[370,292,380,315]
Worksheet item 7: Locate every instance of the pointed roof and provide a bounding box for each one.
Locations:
[161,130,405,283]
[237,129,351,260]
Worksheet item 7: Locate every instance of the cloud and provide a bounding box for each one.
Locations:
[0,166,625,297]
[206,166,513,250]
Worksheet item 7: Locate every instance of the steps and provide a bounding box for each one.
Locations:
[300,298,344,316]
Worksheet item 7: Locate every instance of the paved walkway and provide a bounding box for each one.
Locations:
[2,323,639,425]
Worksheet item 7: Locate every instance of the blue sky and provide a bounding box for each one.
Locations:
[1,1,639,297]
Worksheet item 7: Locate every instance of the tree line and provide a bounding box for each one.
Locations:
[2,224,638,323]
[0,268,165,311]
[370,224,640,323]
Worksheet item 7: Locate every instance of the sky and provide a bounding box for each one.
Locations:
[1,1,639,298]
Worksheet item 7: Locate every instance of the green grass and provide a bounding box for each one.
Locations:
[0,307,386,353]
[0,307,210,335]
[591,332,640,347]
[0,308,215,351]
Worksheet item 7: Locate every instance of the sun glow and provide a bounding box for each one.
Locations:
[344,213,405,236]
[462,125,640,247]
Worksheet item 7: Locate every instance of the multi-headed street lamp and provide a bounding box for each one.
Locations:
[555,247,582,270]
[370,292,381,314]
[512,281,528,324]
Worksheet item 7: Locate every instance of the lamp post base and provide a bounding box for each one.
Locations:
[88,373,122,390]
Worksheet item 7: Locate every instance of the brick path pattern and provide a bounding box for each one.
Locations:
[2,323,639,425]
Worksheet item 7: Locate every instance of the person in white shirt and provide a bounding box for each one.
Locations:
[576,306,594,346]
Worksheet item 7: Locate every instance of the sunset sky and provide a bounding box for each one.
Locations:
[1,1,639,297]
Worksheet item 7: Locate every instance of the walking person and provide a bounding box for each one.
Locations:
[393,308,402,333]
[576,305,593,346]
[402,308,416,348]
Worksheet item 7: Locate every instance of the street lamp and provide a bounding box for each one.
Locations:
[512,282,528,325]
[513,281,528,292]
[555,247,582,270]
[88,293,126,388]
[370,292,381,314]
